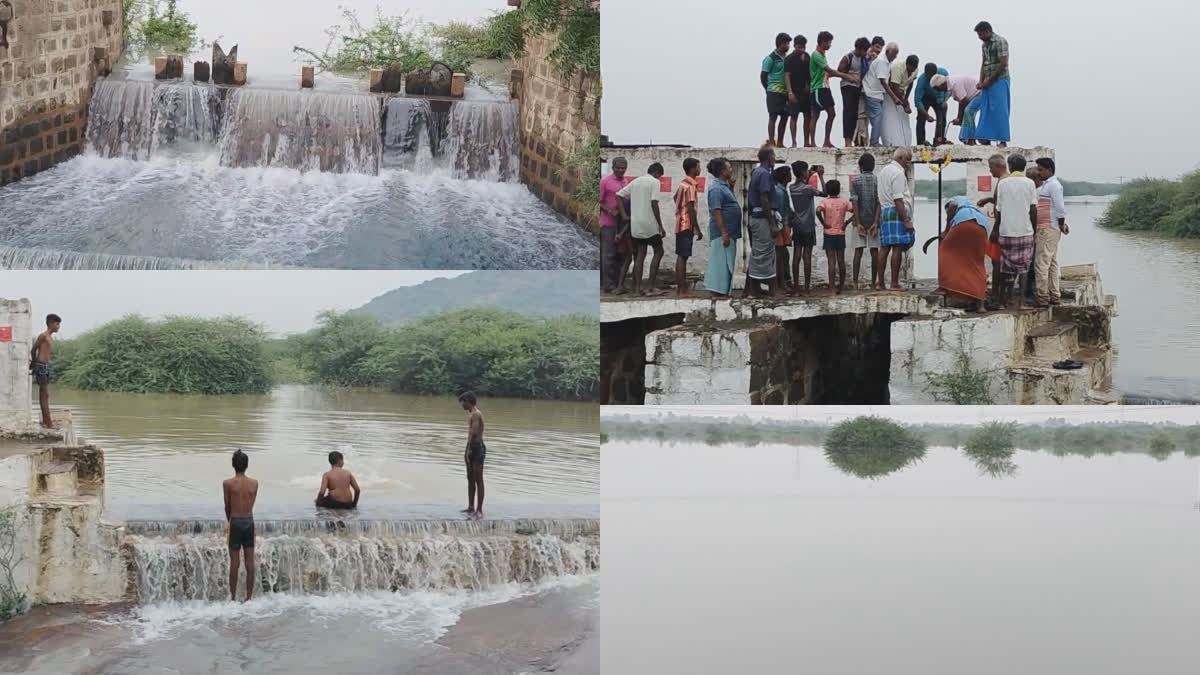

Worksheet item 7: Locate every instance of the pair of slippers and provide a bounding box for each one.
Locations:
[1052,360,1085,370]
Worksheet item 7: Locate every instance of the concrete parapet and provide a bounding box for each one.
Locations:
[232,61,247,86]
[369,68,383,93]
[451,72,466,98]
[301,65,314,88]
[194,61,210,82]
[154,55,184,80]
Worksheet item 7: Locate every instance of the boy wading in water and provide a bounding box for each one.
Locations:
[315,450,361,509]
[459,391,486,517]
[223,449,258,602]
[29,313,61,429]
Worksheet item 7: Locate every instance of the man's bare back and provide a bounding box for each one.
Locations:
[32,331,53,364]
[321,467,358,503]
[223,474,259,519]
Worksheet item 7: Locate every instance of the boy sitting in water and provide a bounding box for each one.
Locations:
[459,391,486,517]
[315,450,361,509]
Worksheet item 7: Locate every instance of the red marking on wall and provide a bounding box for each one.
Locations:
[977,175,992,191]
[696,177,706,192]
[848,174,857,184]
[0,326,11,342]
[659,176,672,193]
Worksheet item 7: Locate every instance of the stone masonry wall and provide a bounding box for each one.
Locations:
[514,14,600,231]
[0,0,122,186]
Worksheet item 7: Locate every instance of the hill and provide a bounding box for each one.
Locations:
[353,270,597,323]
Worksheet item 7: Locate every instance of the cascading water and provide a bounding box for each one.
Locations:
[382,98,447,173]
[381,97,519,181]
[218,88,383,174]
[125,518,600,604]
[87,80,223,160]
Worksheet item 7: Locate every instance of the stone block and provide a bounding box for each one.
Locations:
[379,63,404,93]
[451,72,466,97]
[232,61,247,85]
[193,60,210,82]
[300,65,314,88]
[154,54,183,79]
[368,67,383,93]
[509,68,524,99]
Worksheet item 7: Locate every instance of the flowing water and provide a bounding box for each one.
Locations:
[603,439,1200,675]
[0,78,597,270]
[0,387,600,673]
[914,199,1200,402]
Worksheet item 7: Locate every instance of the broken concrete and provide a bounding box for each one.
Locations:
[601,263,1118,405]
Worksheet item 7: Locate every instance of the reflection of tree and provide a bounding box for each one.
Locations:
[823,417,926,479]
[964,422,1019,478]
[1148,432,1176,462]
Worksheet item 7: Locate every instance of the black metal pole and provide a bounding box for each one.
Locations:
[937,170,943,238]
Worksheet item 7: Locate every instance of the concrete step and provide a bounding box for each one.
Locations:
[1025,321,1079,360]
[1008,348,1112,405]
[37,461,79,497]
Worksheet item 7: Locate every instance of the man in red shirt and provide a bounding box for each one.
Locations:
[673,158,704,296]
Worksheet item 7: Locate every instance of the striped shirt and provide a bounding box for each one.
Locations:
[674,176,699,233]
[849,173,880,227]
[982,34,1010,81]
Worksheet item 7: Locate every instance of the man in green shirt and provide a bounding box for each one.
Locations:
[973,20,1011,146]
[761,32,791,147]
[808,31,858,148]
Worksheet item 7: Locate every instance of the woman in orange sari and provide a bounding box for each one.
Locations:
[939,196,991,311]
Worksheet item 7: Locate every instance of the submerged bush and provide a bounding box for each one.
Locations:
[1147,431,1176,461]
[824,416,926,478]
[964,422,1018,477]
[1098,171,1200,239]
[56,315,273,395]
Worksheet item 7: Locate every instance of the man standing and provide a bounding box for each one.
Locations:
[617,163,668,296]
[933,73,980,144]
[849,153,883,290]
[1034,157,1069,306]
[854,40,884,146]
[862,42,897,147]
[993,155,1038,308]
[784,34,812,148]
[762,32,791,147]
[599,158,628,294]
[877,148,915,290]
[315,450,361,509]
[459,391,486,517]
[836,38,871,148]
[746,146,780,297]
[673,158,704,297]
[881,54,918,146]
[974,21,1011,147]
[809,31,859,149]
[914,62,950,146]
[29,313,61,429]
[223,449,258,602]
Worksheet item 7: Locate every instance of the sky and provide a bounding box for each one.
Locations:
[600,0,1196,182]
[603,405,1200,425]
[0,271,467,336]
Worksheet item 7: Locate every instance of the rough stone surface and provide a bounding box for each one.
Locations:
[0,0,122,185]
[1,298,33,429]
[193,60,210,82]
[605,144,1054,283]
[514,27,600,231]
[211,42,237,85]
[300,64,314,88]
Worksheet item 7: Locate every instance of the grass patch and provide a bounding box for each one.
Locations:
[925,353,995,405]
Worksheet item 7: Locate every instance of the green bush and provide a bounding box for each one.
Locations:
[0,506,27,623]
[824,416,926,478]
[124,0,199,57]
[55,315,272,395]
[925,354,995,405]
[964,421,1018,477]
[486,0,599,78]
[1147,431,1176,461]
[1098,171,1200,238]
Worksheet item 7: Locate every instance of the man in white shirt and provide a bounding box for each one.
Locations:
[875,147,914,290]
[1033,157,1069,306]
[992,154,1038,308]
[861,43,897,147]
[617,163,668,296]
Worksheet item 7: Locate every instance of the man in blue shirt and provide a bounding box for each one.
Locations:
[914,62,950,146]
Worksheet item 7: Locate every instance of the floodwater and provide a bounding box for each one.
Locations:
[0,0,599,270]
[53,385,599,520]
[603,440,1200,675]
[914,199,1200,402]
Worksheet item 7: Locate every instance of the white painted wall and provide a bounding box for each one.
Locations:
[0,298,33,430]
[0,454,35,606]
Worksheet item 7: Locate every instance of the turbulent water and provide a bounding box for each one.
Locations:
[0,79,596,270]
[126,517,600,604]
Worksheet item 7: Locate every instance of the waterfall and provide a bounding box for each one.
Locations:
[446,100,520,182]
[86,80,222,160]
[0,245,294,270]
[125,518,600,604]
[381,98,447,172]
[217,89,382,174]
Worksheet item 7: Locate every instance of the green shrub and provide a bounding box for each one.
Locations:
[1148,431,1176,461]
[824,416,926,478]
[486,0,599,78]
[964,421,1018,477]
[55,315,272,395]
[124,0,199,57]
[925,354,995,405]
[1098,171,1200,239]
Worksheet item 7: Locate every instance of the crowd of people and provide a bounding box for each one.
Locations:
[598,148,1069,312]
[761,21,1011,149]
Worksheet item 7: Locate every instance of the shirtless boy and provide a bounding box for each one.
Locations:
[222,449,258,602]
[315,450,361,509]
[459,391,485,517]
[29,313,62,429]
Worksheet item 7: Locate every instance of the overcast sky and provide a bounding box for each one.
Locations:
[603,405,1200,425]
[601,0,1195,182]
[0,271,466,336]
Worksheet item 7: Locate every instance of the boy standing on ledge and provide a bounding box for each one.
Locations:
[459,391,486,518]
[29,313,61,429]
[223,448,258,602]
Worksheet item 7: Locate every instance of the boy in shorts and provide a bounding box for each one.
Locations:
[817,179,853,295]
[672,158,704,296]
[788,161,826,295]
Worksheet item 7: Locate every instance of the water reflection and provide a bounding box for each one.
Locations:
[822,417,926,479]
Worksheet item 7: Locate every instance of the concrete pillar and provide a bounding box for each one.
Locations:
[368,68,383,93]
[0,298,33,431]
[154,54,183,80]
[451,73,466,98]
[194,61,210,82]
[380,63,404,93]
[232,61,247,85]
[300,65,314,88]
[966,161,994,220]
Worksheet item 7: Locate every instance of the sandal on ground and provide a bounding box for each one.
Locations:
[1052,360,1084,370]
